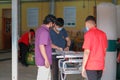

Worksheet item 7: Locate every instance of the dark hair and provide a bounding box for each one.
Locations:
[85,15,96,23]
[43,14,56,24]
[29,29,35,34]
[55,18,64,27]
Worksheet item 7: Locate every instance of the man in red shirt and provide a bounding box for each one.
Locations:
[19,29,35,67]
[82,16,107,80]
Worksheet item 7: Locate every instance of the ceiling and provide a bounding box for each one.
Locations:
[0,0,113,1]
[0,0,116,4]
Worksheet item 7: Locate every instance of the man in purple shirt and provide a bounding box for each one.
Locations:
[35,14,56,80]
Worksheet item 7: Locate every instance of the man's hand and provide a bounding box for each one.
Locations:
[57,47,63,51]
[117,58,120,63]
[117,53,120,63]
[82,49,89,78]
[45,59,50,68]
[64,47,69,51]
[82,69,87,78]
[82,67,87,78]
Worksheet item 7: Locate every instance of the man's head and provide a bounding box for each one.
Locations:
[85,15,96,31]
[29,29,35,35]
[43,14,56,28]
[54,18,64,31]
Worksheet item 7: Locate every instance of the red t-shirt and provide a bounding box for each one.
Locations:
[19,32,34,46]
[82,27,107,70]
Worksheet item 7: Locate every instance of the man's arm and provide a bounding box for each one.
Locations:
[39,45,50,68]
[28,32,32,44]
[82,49,90,78]
[51,44,63,51]
[64,37,71,51]
[117,52,120,63]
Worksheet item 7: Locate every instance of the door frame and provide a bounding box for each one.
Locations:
[2,8,11,49]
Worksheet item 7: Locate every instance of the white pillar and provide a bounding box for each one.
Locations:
[12,0,19,80]
[116,5,120,38]
[97,3,117,80]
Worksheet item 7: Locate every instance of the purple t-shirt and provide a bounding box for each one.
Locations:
[35,24,52,66]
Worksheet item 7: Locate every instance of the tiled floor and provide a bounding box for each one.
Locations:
[1,52,120,80]
[0,52,82,80]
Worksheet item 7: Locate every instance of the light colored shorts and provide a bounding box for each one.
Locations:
[37,66,51,80]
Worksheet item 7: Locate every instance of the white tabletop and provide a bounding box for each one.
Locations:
[54,51,83,59]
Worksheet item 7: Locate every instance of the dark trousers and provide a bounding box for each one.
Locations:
[52,55,59,80]
[19,43,29,66]
[86,70,103,80]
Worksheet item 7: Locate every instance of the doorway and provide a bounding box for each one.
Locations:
[2,9,11,49]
